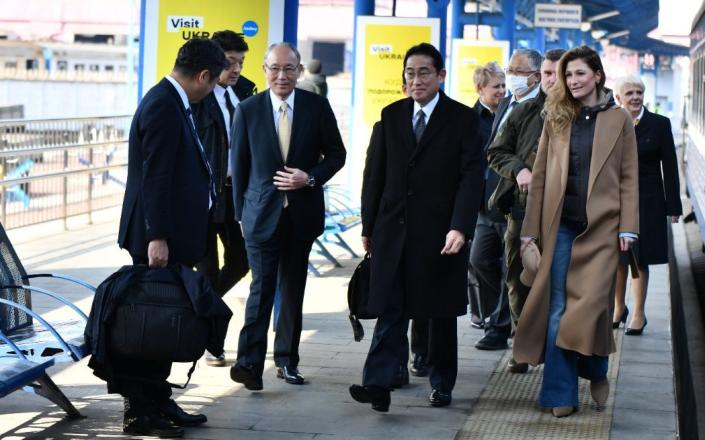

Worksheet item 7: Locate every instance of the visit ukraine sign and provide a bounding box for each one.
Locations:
[139,0,285,97]
[350,16,440,190]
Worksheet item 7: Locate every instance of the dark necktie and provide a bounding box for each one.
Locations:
[185,107,216,205]
[223,88,235,122]
[414,109,426,143]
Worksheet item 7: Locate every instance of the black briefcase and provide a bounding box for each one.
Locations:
[110,278,209,363]
[347,253,376,341]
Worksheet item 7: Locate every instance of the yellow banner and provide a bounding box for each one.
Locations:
[152,0,272,93]
[449,40,509,108]
[362,24,433,125]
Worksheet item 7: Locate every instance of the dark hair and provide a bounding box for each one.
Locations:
[173,38,227,79]
[211,30,249,53]
[403,43,444,72]
[545,48,566,62]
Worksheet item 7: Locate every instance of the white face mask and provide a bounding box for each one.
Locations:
[506,74,533,97]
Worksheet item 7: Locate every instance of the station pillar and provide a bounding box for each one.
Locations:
[451,0,465,39]
[427,0,450,62]
[496,0,516,53]
[351,0,375,107]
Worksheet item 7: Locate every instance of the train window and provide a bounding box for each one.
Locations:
[25,59,38,70]
[74,64,85,71]
[4,61,17,69]
[104,65,114,72]
[89,64,100,72]
[57,61,68,71]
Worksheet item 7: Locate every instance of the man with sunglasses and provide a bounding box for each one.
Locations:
[229,42,346,391]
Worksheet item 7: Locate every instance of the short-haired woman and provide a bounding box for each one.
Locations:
[612,75,682,335]
[515,46,639,418]
[468,61,506,328]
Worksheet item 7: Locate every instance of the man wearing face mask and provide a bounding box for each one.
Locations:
[471,48,543,352]
[487,48,566,373]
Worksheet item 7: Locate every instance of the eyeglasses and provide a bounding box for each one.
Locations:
[265,64,299,76]
[505,68,537,76]
[404,68,436,81]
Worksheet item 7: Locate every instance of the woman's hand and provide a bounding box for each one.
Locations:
[671,216,680,224]
[619,236,636,252]
[520,236,535,257]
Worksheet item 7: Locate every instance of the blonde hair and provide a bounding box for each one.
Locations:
[544,46,606,132]
[615,75,645,96]
[473,61,505,92]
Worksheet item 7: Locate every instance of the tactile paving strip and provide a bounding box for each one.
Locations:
[457,331,623,440]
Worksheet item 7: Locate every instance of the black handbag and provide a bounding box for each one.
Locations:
[347,253,376,341]
[109,277,209,363]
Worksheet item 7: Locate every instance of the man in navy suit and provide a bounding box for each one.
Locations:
[229,42,346,390]
[117,38,226,437]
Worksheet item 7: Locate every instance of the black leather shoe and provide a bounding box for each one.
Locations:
[349,384,391,412]
[391,365,410,389]
[429,389,452,407]
[158,399,207,427]
[474,334,508,350]
[612,306,629,329]
[410,354,429,377]
[123,414,184,438]
[230,363,263,390]
[276,366,305,385]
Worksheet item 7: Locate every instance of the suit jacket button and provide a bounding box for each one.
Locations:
[399,218,405,225]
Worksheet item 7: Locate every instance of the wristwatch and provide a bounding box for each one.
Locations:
[306,174,316,188]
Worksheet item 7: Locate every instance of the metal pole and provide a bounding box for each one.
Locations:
[283,0,299,45]
[498,0,516,53]
[351,0,375,108]
[87,147,93,225]
[450,0,464,39]
[63,150,68,230]
[427,0,451,66]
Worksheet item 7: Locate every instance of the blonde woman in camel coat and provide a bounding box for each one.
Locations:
[516,46,638,418]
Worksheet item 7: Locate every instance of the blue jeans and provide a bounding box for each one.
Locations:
[539,223,608,408]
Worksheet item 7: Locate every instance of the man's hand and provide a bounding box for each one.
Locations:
[441,230,466,255]
[362,236,371,252]
[516,168,532,193]
[671,216,680,224]
[619,236,636,252]
[148,239,169,268]
[520,236,535,256]
[274,166,309,191]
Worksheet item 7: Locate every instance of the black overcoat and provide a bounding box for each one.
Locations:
[361,92,484,318]
[631,108,682,265]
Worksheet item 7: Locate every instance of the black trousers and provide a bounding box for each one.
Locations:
[236,209,313,374]
[110,255,172,415]
[363,264,458,393]
[470,211,511,340]
[196,185,249,296]
[400,319,429,366]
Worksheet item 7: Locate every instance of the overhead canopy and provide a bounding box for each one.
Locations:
[510,0,689,56]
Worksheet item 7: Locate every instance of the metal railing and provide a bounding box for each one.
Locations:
[0,116,131,229]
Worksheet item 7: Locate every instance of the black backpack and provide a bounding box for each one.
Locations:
[347,253,376,341]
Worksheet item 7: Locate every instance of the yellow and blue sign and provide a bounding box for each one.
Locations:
[139,0,284,97]
[447,39,510,108]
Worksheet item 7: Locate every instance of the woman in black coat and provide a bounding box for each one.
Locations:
[613,76,682,335]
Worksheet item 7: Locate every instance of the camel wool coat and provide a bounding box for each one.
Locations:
[514,104,639,365]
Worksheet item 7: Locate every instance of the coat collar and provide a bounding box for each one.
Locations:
[550,106,626,202]
[409,91,450,161]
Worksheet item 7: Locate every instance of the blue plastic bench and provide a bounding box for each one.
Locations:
[0,330,81,418]
[0,221,95,417]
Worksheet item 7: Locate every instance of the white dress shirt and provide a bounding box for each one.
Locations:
[270,89,295,135]
[412,91,440,127]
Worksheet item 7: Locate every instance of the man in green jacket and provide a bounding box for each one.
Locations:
[486,48,565,374]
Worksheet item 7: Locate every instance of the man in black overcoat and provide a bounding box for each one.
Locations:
[117,38,226,437]
[228,42,346,390]
[350,43,484,411]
